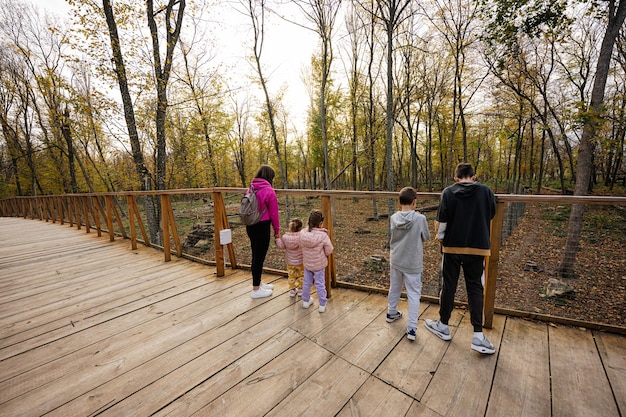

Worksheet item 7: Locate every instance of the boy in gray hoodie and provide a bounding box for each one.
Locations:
[386,187,431,340]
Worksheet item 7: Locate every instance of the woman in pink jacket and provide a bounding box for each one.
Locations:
[275,218,304,297]
[300,210,334,312]
[247,165,281,299]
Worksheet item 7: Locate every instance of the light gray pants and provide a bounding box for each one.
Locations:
[388,267,422,329]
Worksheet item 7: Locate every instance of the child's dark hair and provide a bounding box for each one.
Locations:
[255,165,275,185]
[307,210,324,231]
[398,187,417,205]
[455,163,475,179]
[289,218,303,233]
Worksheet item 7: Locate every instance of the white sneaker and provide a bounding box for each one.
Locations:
[251,287,272,299]
[318,305,326,313]
[261,282,274,290]
[424,319,452,341]
[471,335,496,354]
[303,299,314,309]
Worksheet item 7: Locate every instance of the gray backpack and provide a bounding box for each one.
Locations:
[239,185,267,225]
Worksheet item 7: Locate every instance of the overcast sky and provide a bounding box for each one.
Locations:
[30,0,320,133]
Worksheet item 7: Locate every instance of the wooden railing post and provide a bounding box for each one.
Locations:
[104,195,116,242]
[484,200,506,329]
[126,195,149,249]
[322,195,335,298]
[48,197,56,223]
[42,197,49,222]
[58,196,65,225]
[212,191,237,276]
[127,195,149,247]
[82,196,91,233]
[73,196,82,230]
[91,196,102,237]
[161,195,171,261]
[160,194,181,262]
[127,195,137,249]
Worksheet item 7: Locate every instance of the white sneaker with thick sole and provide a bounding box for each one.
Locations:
[302,299,314,309]
[318,305,326,313]
[424,319,452,341]
[471,335,496,354]
[251,287,272,299]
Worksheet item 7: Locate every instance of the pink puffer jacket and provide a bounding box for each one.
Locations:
[275,232,303,266]
[300,227,333,271]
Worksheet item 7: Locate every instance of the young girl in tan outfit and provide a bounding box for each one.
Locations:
[275,218,304,297]
[299,210,334,312]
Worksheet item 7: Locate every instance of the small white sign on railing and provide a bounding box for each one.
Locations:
[219,228,232,245]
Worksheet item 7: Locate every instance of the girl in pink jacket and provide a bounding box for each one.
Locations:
[275,218,304,297]
[300,210,334,312]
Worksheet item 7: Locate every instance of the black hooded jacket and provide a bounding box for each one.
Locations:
[436,181,496,256]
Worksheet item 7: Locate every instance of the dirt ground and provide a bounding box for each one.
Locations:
[186,196,626,328]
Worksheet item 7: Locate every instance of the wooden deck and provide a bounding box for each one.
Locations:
[0,217,624,417]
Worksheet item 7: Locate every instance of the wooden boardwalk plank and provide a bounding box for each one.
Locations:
[312,292,388,353]
[0,270,246,378]
[0,265,216,357]
[0,245,131,296]
[419,313,505,417]
[335,375,415,417]
[189,338,334,416]
[0,260,209,335]
[0,217,624,417]
[595,331,626,416]
[550,325,620,417]
[56,326,305,417]
[336,306,407,373]
[373,304,464,400]
[288,289,370,338]
[0,276,260,411]
[264,355,369,417]
[486,318,551,417]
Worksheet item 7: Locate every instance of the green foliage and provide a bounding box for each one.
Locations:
[480,0,571,48]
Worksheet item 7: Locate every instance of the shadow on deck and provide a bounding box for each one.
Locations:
[0,217,624,417]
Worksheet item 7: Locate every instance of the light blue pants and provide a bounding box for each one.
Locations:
[303,268,327,306]
[387,267,422,329]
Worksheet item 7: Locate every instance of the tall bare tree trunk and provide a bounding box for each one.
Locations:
[103,0,158,241]
[558,0,626,278]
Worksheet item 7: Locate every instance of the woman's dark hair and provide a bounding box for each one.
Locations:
[307,210,324,231]
[255,165,275,185]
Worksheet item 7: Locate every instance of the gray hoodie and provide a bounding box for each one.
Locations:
[389,210,430,274]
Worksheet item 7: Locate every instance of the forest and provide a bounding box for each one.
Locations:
[0,0,624,198]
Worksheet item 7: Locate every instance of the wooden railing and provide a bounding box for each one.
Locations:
[2,188,625,332]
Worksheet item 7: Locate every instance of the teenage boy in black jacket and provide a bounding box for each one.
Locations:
[425,163,497,354]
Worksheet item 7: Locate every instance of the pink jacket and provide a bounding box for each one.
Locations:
[275,232,303,266]
[250,178,280,236]
[300,227,333,271]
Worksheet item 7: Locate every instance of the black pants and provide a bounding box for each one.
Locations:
[439,253,485,332]
[246,220,271,287]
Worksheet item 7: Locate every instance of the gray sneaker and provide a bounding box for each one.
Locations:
[424,319,452,341]
[406,327,416,341]
[471,335,495,354]
[386,311,403,323]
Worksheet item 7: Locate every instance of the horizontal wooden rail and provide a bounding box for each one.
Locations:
[2,189,625,331]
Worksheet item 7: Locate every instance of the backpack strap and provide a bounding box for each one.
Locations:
[251,184,267,218]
